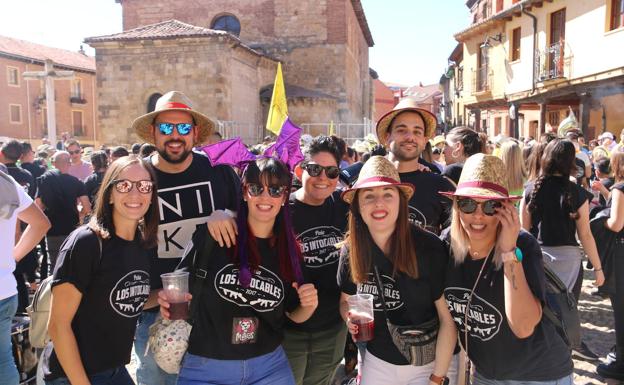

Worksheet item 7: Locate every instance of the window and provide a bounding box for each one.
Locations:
[511,27,521,61]
[72,110,84,136]
[7,66,19,86]
[9,104,22,124]
[611,0,624,30]
[211,14,241,37]
[494,117,502,136]
[71,78,82,99]
[495,0,504,13]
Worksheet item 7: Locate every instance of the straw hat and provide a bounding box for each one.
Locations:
[376,98,437,146]
[341,156,414,203]
[439,153,522,200]
[430,135,446,148]
[131,91,215,143]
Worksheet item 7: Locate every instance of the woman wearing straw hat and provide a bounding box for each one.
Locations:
[441,153,574,385]
[337,156,458,385]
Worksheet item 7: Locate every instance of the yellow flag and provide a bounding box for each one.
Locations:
[266,62,288,135]
[328,120,335,136]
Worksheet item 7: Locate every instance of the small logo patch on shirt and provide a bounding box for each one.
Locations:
[232,317,258,344]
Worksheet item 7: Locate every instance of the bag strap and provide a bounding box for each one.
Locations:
[372,265,391,322]
[189,235,215,321]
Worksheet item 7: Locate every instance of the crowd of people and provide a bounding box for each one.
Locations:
[0,90,622,385]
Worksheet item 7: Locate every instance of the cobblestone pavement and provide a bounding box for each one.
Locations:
[127,269,618,385]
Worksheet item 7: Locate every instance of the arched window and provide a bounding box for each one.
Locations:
[211,14,241,37]
[147,93,162,113]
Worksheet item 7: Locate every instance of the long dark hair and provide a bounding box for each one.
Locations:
[345,188,418,284]
[232,157,303,286]
[88,155,159,248]
[528,139,579,220]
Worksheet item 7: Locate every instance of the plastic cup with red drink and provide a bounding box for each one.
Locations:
[161,271,190,320]
[347,294,375,342]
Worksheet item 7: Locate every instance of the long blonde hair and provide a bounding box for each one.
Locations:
[500,140,526,192]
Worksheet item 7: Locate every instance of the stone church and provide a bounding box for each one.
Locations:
[86,0,374,145]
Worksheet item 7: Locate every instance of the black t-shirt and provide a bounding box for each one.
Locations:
[6,163,35,198]
[84,171,105,206]
[147,151,240,291]
[443,231,573,381]
[184,233,299,360]
[21,161,46,180]
[609,182,624,235]
[399,170,455,234]
[287,190,348,332]
[419,158,441,175]
[600,177,616,207]
[36,170,87,236]
[338,225,448,365]
[43,226,151,380]
[524,176,590,246]
[442,163,463,185]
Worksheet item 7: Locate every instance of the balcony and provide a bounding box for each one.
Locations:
[70,94,87,104]
[536,41,569,82]
[471,66,492,94]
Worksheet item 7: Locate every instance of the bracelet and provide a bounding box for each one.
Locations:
[595,268,603,272]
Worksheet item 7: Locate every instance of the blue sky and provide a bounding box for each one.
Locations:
[0,0,470,86]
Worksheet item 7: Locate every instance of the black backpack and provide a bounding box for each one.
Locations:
[543,265,581,349]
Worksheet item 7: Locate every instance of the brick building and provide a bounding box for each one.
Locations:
[0,36,97,145]
[86,0,374,145]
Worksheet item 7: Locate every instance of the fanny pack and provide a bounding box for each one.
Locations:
[373,266,439,366]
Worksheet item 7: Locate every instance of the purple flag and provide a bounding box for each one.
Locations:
[263,118,304,171]
[198,137,256,169]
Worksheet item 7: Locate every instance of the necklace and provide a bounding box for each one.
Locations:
[468,244,495,260]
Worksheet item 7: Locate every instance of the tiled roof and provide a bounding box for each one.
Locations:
[0,35,95,72]
[404,83,442,102]
[85,19,229,43]
[85,19,269,58]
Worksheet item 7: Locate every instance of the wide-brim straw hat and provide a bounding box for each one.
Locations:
[131,91,215,143]
[439,153,522,200]
[376,98,437,146]
[341,156,414,204]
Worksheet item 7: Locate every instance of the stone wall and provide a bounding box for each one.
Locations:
[118,0,372,124]
[92,36,276,145]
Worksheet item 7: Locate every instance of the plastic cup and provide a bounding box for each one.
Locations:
[161,271,189,320]
[347,294,375,342]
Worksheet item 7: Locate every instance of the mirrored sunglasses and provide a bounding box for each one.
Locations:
[247,183,286,198]
[302,163,340,179]
[157,122,193,136]
[112,179,154,194]
[456,198,502,216]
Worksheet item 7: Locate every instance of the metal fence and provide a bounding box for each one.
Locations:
[216,118,376,146]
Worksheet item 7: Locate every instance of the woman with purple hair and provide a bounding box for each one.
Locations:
[158,157,318,385]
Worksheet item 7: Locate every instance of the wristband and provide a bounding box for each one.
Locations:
[501,247,523,263]
[429,374,449,385]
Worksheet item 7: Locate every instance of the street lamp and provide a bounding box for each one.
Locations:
[23,59,74,145]
[480,33,503,50]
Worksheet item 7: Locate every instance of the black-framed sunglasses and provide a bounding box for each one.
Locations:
[456,198,502,216]
[112,179,154,194]
[246,183,286,198]
[301,162,340,179]
[156,122,193,136]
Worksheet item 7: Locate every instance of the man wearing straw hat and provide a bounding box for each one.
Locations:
[131,91,240,385]
[376,99,455,234]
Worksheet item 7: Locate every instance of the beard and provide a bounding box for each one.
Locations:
[157,140,192,164]
[389,141,421,162]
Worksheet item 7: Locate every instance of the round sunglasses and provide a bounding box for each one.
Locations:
[246,183,286,198]
[156,122,193,136]
[112,179,154,194]
[301,162,340,179]
[456,198,503,216]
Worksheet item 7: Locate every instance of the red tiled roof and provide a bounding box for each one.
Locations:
[85,19,269,58]
[85,19,229,43]
[0,35,95,72]
[404,83,442,102]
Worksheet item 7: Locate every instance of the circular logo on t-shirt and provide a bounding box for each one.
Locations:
[357,273,403,312]
[297,226,343,268]
[214,264,284,312]
[408,205,428,229]
[109,270,150,318]
[444,287,503,341]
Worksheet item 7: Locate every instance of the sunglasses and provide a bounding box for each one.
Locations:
[246,183,286,198]
[68,149,82,155]
[302,163,340,179]
[156,122,193,136]
[456,198,502,216]
[112,179,154,194]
